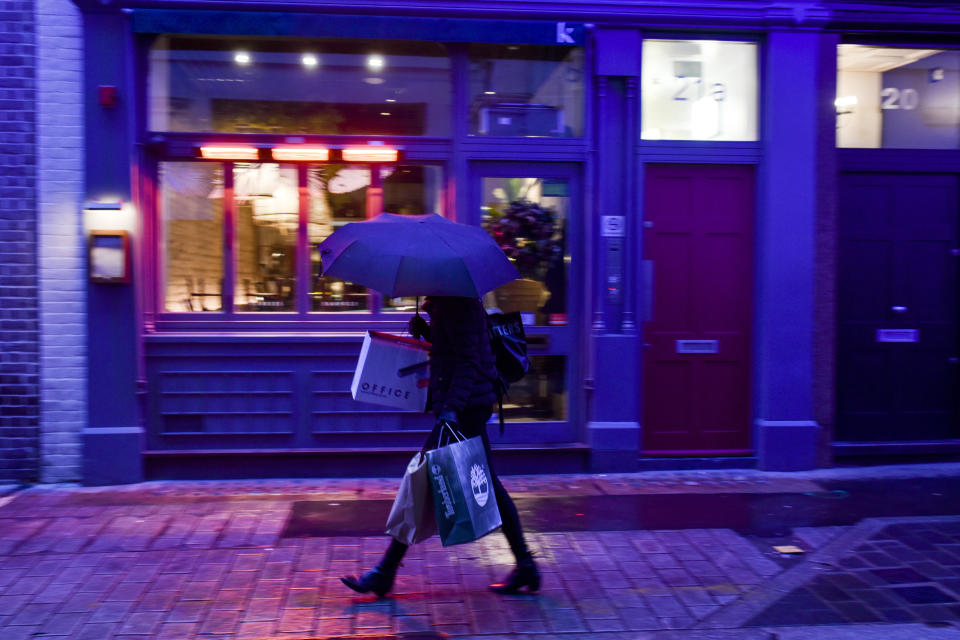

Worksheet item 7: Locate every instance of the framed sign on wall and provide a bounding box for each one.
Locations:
[88,230,131,284]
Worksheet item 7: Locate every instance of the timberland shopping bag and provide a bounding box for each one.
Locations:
[385,452,437,545]
[426,430,501,547]
[351,331,430,410]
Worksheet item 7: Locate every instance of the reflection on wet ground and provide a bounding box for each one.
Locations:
[282,477,960,539]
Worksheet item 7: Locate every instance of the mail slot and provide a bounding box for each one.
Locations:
[676,340,719,354]
[876,329,919,343]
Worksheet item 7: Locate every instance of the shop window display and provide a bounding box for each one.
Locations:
[501,356,567,422]
[481,177,568,326]
[233,163,298,312]
[836,45,960,149]
[307,164,444,313]
[160,162,224,312]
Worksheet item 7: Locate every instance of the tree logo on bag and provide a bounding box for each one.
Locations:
[470,463,490,507]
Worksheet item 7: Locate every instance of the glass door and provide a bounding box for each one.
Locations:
[470,163,582,444]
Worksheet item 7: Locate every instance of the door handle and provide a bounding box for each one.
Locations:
[642,260,654,322]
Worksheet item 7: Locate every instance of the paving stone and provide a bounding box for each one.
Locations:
[116,611,164,635]
[73,623,118,640]
[154,622,199,640]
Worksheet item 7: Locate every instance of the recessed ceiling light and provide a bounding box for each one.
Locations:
[367,54,385,70]
[380,112,391,116]
[484,90,496,95]
[302,54,318,67]
[234,51,251,65]
[385,98,396,103]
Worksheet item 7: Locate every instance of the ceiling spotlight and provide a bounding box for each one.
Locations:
[302,54,318,68]
[385,98,396,103]
[367,54,385,70]
[380,112,391,116]
[484,90,496,95]
[234,51,251,65]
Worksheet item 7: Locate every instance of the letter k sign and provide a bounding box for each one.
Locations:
[556,22,575,44]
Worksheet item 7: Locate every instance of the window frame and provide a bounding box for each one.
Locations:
[637,34,763,145]
[834,40,960,151]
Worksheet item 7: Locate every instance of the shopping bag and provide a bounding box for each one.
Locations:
[385,452,437,545]
[351,331,430,410]
[427,430,502,547]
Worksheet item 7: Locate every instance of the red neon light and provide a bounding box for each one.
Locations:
[342,147,399,162]
[199,145,259,160]
[271,146,330,162]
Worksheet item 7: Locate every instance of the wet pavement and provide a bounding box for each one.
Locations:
[0,464,958,639]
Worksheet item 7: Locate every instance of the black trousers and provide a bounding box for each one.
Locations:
[380,405,530,571]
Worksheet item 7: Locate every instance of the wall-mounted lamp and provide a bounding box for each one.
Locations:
[199,145,260,160]
[342,147,400,162]
[271,146,330,162]
[835,95,858,115]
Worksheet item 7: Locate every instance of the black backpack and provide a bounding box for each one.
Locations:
[486,311,529,432]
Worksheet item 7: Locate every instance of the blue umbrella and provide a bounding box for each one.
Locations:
[318,213,520,297]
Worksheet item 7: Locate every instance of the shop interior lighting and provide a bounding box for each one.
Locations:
[366,54,385,70]
[234,51,252,65]
[302,54,318,68]
[199,145,259,160]
[385,98,396,102]
[342,147,399,162]
[271,146,330,161]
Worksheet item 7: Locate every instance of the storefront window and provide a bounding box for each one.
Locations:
[836,45,960,149]
[641,39,758,141]
[308,164,444,313]
[160,162,224,312]
[149,37,451,136]
[468,44,585,137]
[481,177,568,326]
[381,165,444,312]
[234,164,298,312]
[501,355,567,422]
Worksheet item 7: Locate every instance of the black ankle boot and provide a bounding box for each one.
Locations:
[341,565,396,597]
[489,556,540,594]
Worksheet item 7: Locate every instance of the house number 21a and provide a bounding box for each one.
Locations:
[881,87,919,110]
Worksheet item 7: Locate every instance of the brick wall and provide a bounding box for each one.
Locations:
[36,0,84,482]
[0,0,39,483]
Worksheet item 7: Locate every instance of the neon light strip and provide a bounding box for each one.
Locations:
[271,146,330,162]
[341,147,399,162]
[199,146,259,160]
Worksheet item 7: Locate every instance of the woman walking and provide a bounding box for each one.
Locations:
[341,295,539,597]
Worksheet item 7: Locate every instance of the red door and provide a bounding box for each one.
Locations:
[642,164,754,454]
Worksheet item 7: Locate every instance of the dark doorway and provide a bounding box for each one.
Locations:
[837,173,960,442]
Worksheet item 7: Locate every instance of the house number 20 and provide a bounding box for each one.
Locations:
[881,87,919,110]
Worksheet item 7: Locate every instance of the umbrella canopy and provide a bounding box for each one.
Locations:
[318,213,520,297]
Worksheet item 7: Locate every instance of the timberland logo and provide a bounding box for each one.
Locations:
[360,382,411,399]
[490,321,522,338]
[470,463,489,507]
[431,465,455,518]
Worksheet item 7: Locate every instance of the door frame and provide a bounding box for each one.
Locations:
[468,161,586,445]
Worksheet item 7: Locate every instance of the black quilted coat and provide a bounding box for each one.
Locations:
[423,296,498,417]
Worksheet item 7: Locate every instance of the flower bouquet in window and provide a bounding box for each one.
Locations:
[483,199,563,313]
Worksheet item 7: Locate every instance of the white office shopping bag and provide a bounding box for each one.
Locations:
[351,331,430,411]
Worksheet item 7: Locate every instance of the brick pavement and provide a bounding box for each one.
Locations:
[0,472,957,639]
